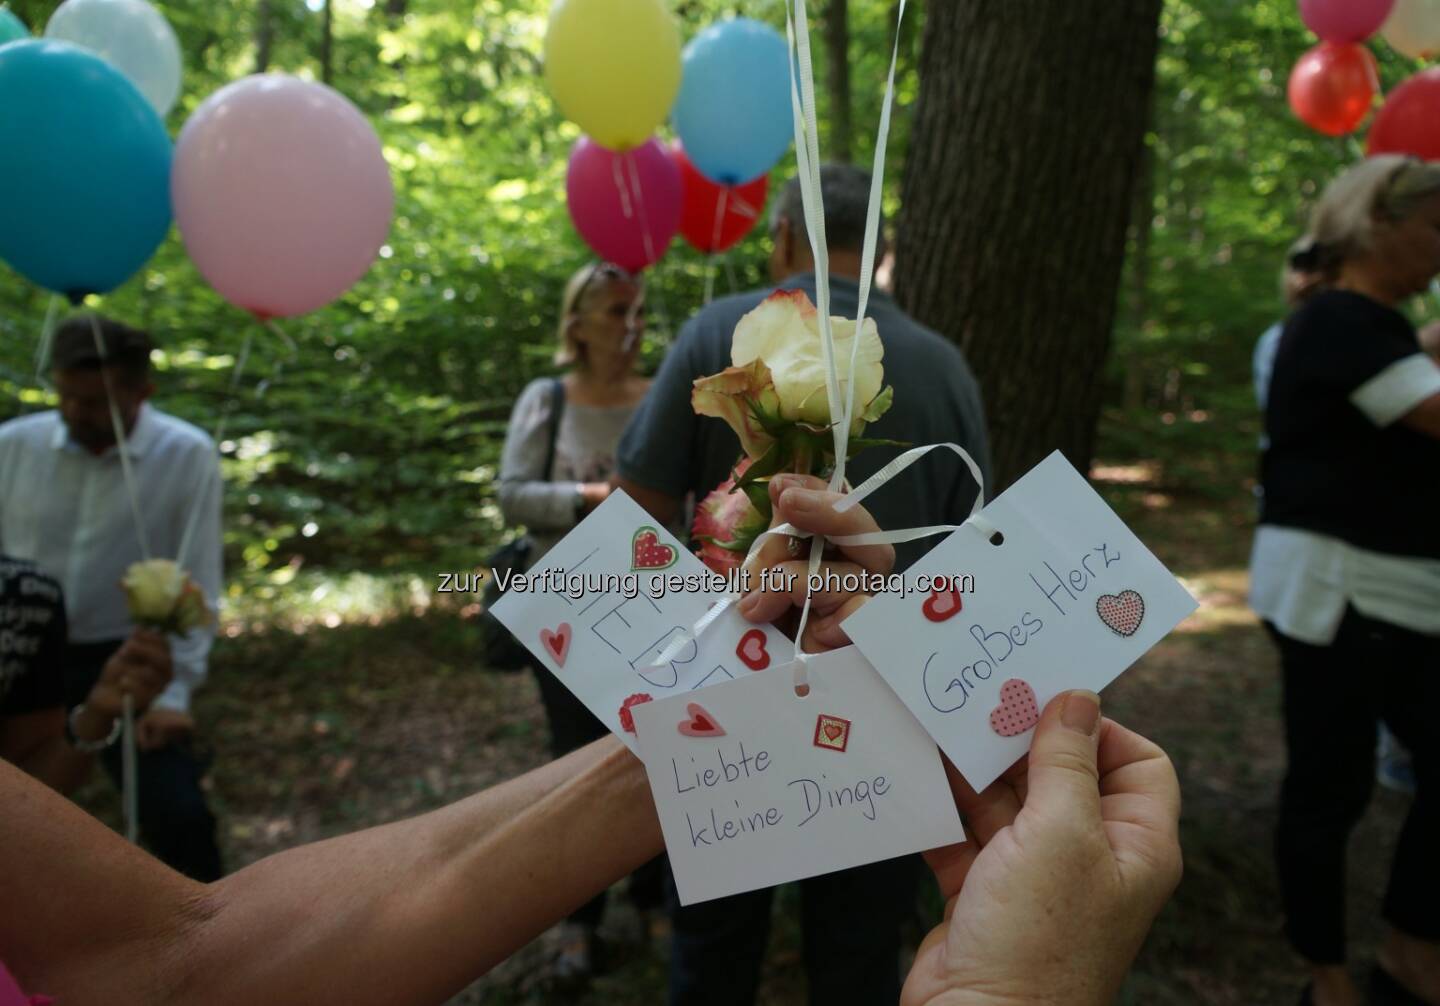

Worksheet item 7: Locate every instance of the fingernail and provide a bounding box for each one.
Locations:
[782,488,822,514]
[771,474,803,492]
[1061,691,1101,735]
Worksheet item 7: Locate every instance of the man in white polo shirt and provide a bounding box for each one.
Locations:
[0,315,224,879]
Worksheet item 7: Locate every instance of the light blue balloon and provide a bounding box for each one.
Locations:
[0,7,28,45]
[672,18,793,186]
[0,40,172,300]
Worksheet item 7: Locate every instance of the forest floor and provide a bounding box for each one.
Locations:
[73,420,1410,1006]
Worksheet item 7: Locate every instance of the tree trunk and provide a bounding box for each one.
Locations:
[1123,96,1156,411]
[320,0,334,85]
[894,0,1162,491]
[254,0,273,73]
[824,0,853,164]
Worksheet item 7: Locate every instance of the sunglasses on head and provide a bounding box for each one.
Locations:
[571,261,634,313]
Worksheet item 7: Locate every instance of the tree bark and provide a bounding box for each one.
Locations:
[254,0,273,73]
[894,0,1162,491]
[320,0,334,85]
[1124,97,1157,411]
[824,0,853,164]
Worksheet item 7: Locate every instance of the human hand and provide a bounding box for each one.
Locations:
[736,473,893,653]
[580,482,612,513]
[901,691,1182,1006]
[86,629,173,723]
[1420,320,1440,362]
[136,708,195,751]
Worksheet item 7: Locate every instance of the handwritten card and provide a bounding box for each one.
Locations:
[489,490,790,754]
[632,646,964,905]
[843,451,1197,792]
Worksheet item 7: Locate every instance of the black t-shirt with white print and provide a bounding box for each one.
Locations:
[1262,289,1440,559]
[0,555,66,717]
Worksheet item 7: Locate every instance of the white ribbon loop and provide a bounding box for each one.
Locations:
[648,440,986,668]
[650,1,925,679]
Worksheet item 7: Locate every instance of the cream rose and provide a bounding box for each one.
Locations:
[123,559,211,634]
[731,289,885,428]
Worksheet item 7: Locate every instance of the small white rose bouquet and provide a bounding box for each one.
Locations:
[690,290,897,564]
[122,559,211,635]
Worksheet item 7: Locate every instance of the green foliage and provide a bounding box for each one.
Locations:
[1111,0,1436,459]
[3,0,1422,593]
[0,0,843,586]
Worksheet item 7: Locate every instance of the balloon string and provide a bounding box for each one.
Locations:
[85,311,149,846]
[730,191,761,221]
[835,0,908,488]
[87,314,151,561]
[176,326,254,572]
[259,318,298,400]
[702,186,731,306]
[122,696,137,843]
[611,154,636,220]
[724,255,739,294]
[33,294,60,384]
[647,265,674,343]
[709,185,730,255]
[626,150,660,271]
[779,0,908,667]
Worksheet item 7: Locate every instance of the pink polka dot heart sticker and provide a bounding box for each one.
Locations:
[1096,589,1145,637]
[988,679,1040,738]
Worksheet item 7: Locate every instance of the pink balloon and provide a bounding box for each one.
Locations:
[173,74,394,319]
[1300,0,1395,42]
[566,136,680,272]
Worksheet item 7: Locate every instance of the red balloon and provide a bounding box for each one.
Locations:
[1288,42,1379,137]
[1370,68,1440,160]
[671,143,769,254]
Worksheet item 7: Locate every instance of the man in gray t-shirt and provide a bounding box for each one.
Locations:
[617,165,991,1006]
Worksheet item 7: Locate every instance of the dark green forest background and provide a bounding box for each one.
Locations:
[0,0,1428,622]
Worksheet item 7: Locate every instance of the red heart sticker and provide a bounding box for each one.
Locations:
[539,622,572,667]
[618,693,653,734]
[988,679,1039,738]
[813,713,851,752]
[736,628,770,671]
[678,702,726,738]
[632,526,678,570]
[1096,590,1145,637]
[922,579,963,622]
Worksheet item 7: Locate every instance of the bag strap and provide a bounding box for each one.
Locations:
[544,377,566,480]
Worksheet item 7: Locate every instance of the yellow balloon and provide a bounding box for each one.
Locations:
[544,0,681,151]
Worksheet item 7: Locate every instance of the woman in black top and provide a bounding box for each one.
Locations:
[1252,156,1440,1006]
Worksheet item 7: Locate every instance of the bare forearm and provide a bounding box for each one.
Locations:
[176,737,662,1006]
[12,736,92,794]
[615,476,681,525]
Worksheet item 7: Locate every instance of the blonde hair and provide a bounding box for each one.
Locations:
[553,262,633,368]
[1303,155,1440,273]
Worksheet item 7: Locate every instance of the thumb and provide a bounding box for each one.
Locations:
[1023,690,1103,827]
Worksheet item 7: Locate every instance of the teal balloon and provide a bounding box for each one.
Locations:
[672,18,793,186]
[0,7,28,44]
[0,40,172,300]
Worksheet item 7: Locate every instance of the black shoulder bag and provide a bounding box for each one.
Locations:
[478,378,565,671]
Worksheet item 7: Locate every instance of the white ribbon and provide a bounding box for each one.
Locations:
[652,0,966,687]
[650,442,989,671]
[85,313,148,844]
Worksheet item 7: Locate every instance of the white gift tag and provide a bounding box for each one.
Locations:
[489,490,790,753]
[633,646,964,905]
[843,451,1198,792]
